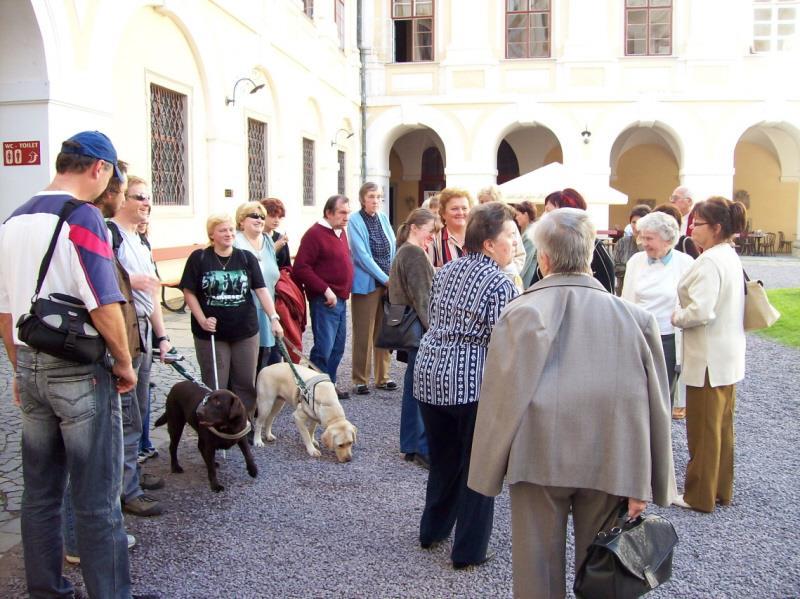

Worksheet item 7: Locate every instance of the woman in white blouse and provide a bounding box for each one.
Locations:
[622,211,694,400]
[670,197,747,513]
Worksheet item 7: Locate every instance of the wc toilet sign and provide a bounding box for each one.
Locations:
[3,141,41,166]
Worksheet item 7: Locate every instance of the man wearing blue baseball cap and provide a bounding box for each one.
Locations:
[60,130,125,181]
[0,131,143,597]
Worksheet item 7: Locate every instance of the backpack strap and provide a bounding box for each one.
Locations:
[106,219,124,253]
[33,199,82,301]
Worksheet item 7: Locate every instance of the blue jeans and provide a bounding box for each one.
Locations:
[308,296,347,383]
[17,347,130,598]
[61,482,78,557]
[121,354,144,503]
[138,383,154,453]
[400,349,428,457]
[137,321,155,453]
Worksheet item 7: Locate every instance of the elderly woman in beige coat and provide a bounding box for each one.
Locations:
[468,208,676,599]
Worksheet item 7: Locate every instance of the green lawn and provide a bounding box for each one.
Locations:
[759,288,800,348]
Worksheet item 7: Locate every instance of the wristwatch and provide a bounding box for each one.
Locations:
[156,335,170,344]
[270,313,281,321]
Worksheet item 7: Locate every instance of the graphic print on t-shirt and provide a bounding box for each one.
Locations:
[201,269,250,306]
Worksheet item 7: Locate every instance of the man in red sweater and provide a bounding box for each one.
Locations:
[292,195,354,399]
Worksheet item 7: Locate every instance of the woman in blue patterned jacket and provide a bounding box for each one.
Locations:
[413,201,519,570]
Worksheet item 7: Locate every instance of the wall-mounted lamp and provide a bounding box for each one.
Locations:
[225,78,265,106]
[331,128,354,147]
[581,126,592,144]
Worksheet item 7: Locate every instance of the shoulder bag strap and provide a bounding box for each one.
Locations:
[32,199,82,301]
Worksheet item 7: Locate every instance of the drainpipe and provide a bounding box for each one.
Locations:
[357,0,367,184]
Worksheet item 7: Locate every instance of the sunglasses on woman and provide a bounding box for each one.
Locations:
[247,213,265,220]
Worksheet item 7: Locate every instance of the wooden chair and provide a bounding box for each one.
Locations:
[739,233,755,256]
[778,231,793,254]
[762,232,776,256]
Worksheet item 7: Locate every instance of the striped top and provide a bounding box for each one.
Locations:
[0,192,124,345]
[413,253,518,406]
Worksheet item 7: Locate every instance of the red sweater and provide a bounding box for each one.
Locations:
[292,223,354,300]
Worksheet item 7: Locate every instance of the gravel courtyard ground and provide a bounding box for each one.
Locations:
[0,256,798,597]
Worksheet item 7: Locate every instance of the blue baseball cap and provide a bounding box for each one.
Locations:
[61,131,123,180]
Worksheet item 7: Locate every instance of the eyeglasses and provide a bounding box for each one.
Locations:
[246,213,265,220]
[126,193,151,202]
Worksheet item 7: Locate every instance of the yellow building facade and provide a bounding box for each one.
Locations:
[1,0,798,250]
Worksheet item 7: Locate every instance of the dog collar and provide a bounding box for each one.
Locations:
[207,420,252,441]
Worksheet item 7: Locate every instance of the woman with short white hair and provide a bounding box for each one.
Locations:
[622,211,694,400]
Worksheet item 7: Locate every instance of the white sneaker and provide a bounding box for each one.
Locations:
[65,534,136,566]
[672,494,692,509]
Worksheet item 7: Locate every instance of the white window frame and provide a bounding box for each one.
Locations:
[753,0,799,52]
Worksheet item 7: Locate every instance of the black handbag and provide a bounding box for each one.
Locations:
[16,200,106,364]
[574,501,678,599]
[375,301,424,351]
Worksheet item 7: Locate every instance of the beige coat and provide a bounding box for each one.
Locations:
[672,242,745,387]
[468,274,676,506]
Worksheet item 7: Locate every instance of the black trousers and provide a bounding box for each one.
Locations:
[660,333,677,405]
[418,401,494,564]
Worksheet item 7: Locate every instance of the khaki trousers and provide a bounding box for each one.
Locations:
[684,373,736,512]
[509,483,622,599]
[350,287,391,386]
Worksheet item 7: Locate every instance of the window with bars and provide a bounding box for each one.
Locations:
[303,138,315,206]
[248,118,268,202]
[392,0,434,62]
[335,0,345,49]
[753,0,799,52]
[304,0,313,18]
[625,0,672,56]
[506,0,551,59]
[150,84,187,206]
[337,150,346,195]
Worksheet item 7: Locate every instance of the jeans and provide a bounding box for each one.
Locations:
[17,347,130,598]
[138,383,154,453]
[137,319,155,453]
[121,354,144,503]
[400,349,428,457]
[61,481,78,557]
[308,296,347,384]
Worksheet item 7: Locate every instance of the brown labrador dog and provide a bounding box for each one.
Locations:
[154,381,258,492]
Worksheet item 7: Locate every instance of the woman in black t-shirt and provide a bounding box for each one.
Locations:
[179,214,283,411]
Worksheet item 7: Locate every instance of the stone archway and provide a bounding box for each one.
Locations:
[389,128,446,227]
[734,124,800,246]
[496,125,563,186]
[0,0,50,219]
[608,124,681,230]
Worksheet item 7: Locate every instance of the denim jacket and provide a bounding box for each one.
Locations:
[347,209,396,294]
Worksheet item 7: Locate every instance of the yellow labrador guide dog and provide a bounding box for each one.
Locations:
[254,363,357,462]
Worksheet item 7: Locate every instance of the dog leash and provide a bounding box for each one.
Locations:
[278,336,325,373]
[276,338,329,410]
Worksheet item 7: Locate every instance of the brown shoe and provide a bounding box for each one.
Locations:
[123,494,163,517]
[672,407,686,420]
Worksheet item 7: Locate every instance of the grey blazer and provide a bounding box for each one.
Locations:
[468,274,676,506]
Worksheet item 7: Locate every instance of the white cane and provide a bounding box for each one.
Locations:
[210,333,226,460]
[210,334,219,391]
